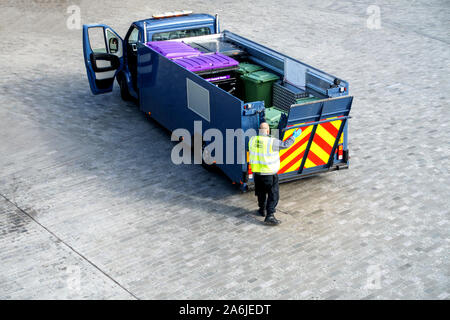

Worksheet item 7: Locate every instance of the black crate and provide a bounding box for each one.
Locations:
[273,81,308,111]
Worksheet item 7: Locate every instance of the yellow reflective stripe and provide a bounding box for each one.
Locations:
[315,125,336,147]
[250,155,279,163]
[249,151,266,157]
[249,150,278,158]
[250,159,280,165]
[309,142,330,164]
[303,158,316,169]
[330,118,341,130]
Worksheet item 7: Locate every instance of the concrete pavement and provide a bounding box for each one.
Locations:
[0,0,448,299]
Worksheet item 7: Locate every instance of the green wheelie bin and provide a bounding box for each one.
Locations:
[241,70,280,108]
[235,62,264,100]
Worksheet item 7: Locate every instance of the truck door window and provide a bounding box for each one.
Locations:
[128,27,139,44]
[88,27,107,53]
[152,27,211,41]
[105,29,121,55]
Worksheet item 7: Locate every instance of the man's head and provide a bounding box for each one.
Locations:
[259,122,270,135]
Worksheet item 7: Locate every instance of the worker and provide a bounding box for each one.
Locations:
[249,122,302,225]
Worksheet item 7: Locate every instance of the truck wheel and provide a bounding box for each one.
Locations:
[119,76,132,101]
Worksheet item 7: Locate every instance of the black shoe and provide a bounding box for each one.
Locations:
[258,208,266,217]
[264,215,281,225]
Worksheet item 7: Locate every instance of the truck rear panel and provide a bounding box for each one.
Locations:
[275,96,352,179]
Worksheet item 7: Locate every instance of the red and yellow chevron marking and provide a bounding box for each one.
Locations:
[278,117,343,174]
[278,123,313,174]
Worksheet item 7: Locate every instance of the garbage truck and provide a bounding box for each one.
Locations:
[82,11,353,191]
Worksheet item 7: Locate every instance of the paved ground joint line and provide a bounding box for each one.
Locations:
[0,193,140,300]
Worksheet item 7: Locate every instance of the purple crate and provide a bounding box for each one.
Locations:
[146,41,200,59]
[173,53,239,73]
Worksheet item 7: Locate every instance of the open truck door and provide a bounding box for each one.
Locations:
[83,24,123,95]
[277,96,353,177]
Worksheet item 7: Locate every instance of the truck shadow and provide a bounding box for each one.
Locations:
[5,74,263,225]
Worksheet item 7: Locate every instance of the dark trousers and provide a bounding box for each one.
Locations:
[254,173,279,215]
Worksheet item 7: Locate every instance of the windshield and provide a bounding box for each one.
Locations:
[151,27,211,41]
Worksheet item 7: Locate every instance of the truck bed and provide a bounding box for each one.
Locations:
[167,31,349,99]
[137,31,352,190]
[185,36,245,56]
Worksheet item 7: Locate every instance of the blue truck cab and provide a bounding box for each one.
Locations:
[82,11,353,191]
[83,12,217,98]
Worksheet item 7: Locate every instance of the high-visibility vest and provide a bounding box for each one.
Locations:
[248,135,280,174]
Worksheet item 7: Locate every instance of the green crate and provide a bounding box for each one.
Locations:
[264,107,287,129]
[295,96,321,104]
[241,70,280,108]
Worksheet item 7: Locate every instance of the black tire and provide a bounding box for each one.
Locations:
[119,76,132,101]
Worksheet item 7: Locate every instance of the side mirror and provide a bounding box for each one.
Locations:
[109,37,118,53]
[90,53,120,72]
